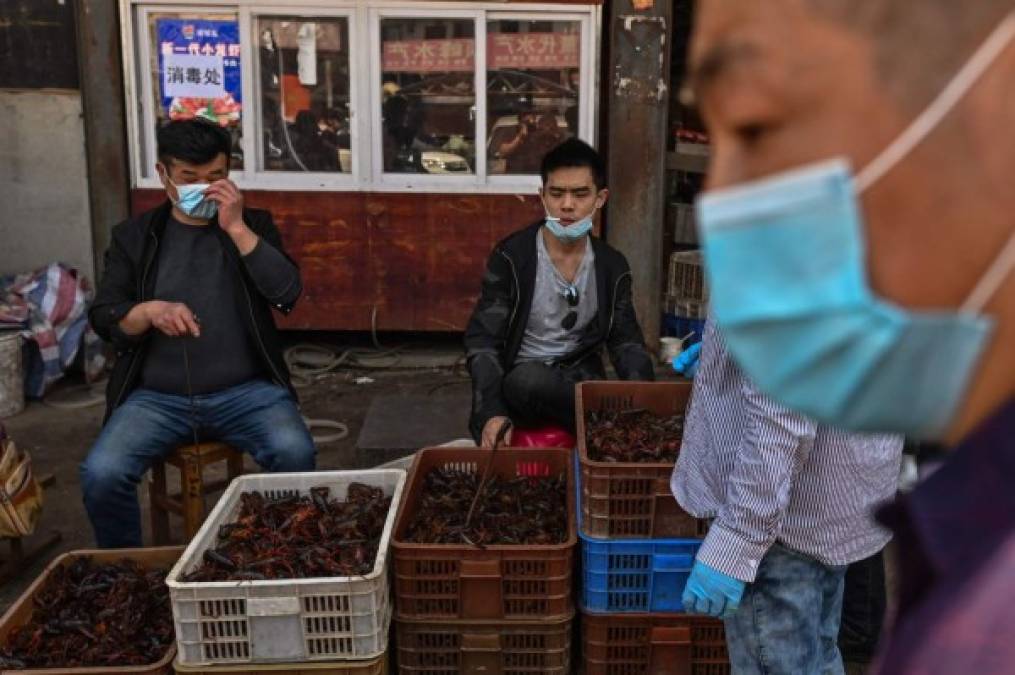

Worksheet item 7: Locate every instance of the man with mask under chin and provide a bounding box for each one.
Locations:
[82,119,315,548]
[464,138,655,448]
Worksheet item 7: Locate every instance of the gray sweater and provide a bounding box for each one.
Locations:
[139,217,298,395]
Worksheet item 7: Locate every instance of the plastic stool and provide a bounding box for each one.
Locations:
[511,426,576,449]
[149,442,243,545]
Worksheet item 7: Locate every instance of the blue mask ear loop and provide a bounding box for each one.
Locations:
[157,164,182,206]
[850,12,1015,316]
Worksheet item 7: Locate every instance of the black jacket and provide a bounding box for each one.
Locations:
[464,222,655,440]
[89,201,301,422]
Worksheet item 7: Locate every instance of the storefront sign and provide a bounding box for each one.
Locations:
[157,18,242,125]
[382,33,579,73]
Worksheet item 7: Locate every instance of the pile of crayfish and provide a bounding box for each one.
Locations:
[403,467,568,546]
[0,557,173,669]
[183,484,391,581]
[585,408,685,463]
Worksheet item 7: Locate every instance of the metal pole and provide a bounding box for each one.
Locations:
[75,0,131,284]
[605,0,673,354]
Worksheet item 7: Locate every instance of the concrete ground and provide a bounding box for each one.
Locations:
[0,335,471,612]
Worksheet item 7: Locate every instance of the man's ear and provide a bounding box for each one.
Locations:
[596,187,609,209]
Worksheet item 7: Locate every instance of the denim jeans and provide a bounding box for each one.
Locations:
[80,379,316,548]
[725,543,848,675]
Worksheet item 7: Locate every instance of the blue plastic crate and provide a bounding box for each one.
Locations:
[661,313,705,344]
[580,535,702,612]
[575,451,705,613]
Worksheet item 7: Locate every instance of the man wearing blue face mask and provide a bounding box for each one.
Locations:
[686,2,1015,673]
[83,119,315,548]
[464,139,654,448]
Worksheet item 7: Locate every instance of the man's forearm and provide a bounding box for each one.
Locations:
[118,302,155,336]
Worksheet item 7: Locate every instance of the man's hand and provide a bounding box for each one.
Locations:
[205,179,258,254]
[481,416,513,449]
[681,559,746,620]
[146,300,201,337]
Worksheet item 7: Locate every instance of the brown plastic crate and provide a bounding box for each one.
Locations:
[391,447,575,621]
[0,546,184,674]
[581,611,729,675]
[172,652,387,674]
[394,614,573,675]
[576,382,709,539]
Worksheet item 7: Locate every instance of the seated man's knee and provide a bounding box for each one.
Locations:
[503,362,552,409]
[80,452,134,503]
[260,425,316,472]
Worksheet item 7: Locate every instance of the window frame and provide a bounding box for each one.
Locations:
[121,0,601,194]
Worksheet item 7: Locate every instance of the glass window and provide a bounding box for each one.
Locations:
[486,20,581,175]
[379,18,476,175]
[147,11,244,170]
[256,16,352,173]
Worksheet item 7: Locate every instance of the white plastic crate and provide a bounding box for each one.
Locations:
[166,470,406,668]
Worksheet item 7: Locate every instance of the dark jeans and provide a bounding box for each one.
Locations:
[501,359,605,432]
[725,543,847,675]
[839,550,887,666]
[80,379,316,548]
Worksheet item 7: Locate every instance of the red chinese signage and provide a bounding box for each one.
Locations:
[382,33,580,73]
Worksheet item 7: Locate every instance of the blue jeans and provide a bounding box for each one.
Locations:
[725,544,847,675]
[80,379,316,548]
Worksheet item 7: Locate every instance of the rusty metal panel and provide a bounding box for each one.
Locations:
[130,189,543,331]
[604,0,672,352]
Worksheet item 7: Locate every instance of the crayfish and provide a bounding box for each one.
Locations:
[183,484,390,582]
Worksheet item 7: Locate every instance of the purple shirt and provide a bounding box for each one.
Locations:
[874,397,1015,674]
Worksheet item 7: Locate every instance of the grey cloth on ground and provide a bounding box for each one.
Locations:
[516,229,598,363]
[140,217,296,395]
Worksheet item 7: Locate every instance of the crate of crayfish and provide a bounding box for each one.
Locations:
[576,381,709,540]
[166,470,406,668]
[0,546,183,674]
[391,447,576,621]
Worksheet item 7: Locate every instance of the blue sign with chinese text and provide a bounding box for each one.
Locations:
[156,18,242,125]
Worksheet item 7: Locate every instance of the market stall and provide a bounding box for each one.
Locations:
[120,0,603,332]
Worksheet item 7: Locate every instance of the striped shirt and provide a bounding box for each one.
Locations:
[671,320,903,582]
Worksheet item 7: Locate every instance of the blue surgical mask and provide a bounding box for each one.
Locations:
[545,214,593,242]
[696,14,1015,439]
[166,177,218,220]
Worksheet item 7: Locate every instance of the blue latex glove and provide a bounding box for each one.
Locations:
[672,342,702,379]
[681,560,746,619]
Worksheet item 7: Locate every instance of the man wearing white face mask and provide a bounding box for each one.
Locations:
[83,119,315,548]
[687,2,1015,673]
[464,139,654,448]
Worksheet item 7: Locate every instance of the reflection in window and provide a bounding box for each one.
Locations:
[148,12,244,170]
[380,18,476,175]
[487,20,580,175]
[257,17,352,173]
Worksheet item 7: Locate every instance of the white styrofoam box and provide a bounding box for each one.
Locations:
[166,470,406,667]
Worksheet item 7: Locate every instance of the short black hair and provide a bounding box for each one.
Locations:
[157,119,232,167]
[540,138,606,190]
